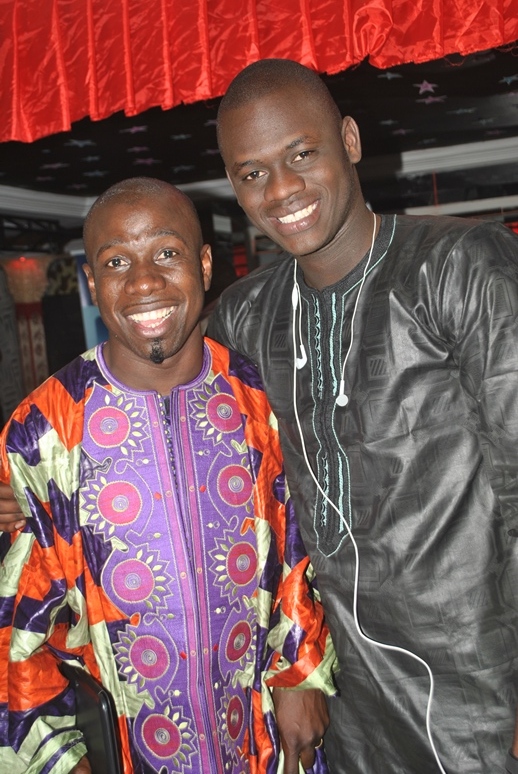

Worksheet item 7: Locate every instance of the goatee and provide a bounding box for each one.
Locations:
[150,338,165,364]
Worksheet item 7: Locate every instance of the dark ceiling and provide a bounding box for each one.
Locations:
[1,45,518,218]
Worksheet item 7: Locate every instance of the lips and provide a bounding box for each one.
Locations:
[269,198,320,237]
[277,201,318,224]
[128,306,174,330]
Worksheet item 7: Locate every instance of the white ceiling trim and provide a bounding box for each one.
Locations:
[1,135,518,222]
[397,135,518,176]
[404,193,518,216]
[359,136,518,180]
[0,184,94,221]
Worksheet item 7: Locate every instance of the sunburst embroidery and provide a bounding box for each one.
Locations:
[87,387,148,458]
[190,380,243,444]
[209,531,258,601]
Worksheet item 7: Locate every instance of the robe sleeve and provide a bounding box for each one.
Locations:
[0,384,88,771]
[245,413,335,773]
[260,475,337,694]
[437,222,518,536]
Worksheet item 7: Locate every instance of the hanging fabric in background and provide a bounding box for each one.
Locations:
[1,0,518,143]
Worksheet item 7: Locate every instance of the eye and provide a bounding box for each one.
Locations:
[293,150,313,162]
[160,248,177,259]
[106,256,126,268]
[243,169,266,181]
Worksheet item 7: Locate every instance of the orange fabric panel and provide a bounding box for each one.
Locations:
[8,649,68,711]
[0,376,97,467]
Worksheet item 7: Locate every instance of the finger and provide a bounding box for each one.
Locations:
[283,747,302,774]
[0,521,26,533]
[0,489,22,512]
[0,516,26,531]
[0,503,23,516]
[299,745,316,770]
[0,501,23,516]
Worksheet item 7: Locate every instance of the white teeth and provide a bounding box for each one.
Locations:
[129,307,173,326]
[278,201,317,224]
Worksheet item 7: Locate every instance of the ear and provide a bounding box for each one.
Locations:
[341,116,362,165]
[82,262,98,307]
[200,244,213,291]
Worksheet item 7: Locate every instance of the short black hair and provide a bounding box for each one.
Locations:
[83,177,202,256]
[217,58,342,149]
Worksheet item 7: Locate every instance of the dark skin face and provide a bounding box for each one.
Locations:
[83,190,212,395]
[219,84,377,289]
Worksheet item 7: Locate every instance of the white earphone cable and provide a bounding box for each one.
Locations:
[290,212,446,774]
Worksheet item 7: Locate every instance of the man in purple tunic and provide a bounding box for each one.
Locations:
[0,178,335,774]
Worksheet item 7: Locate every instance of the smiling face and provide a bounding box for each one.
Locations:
[83,188,212,392]
[219,84,365,262]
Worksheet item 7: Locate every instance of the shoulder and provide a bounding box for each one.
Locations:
[1,349,102,454]
[211,257,293,325]
[208,257,294,355]
[205,338,275,425]
[221,256,292,305]
[393,214,516,252]
[389,215,518,278]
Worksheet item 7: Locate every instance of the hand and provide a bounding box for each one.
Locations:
[0,480,26,532]
[273,688,329,774]
[70,756,92,773]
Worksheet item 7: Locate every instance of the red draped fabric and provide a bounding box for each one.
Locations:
[1,0,518,143]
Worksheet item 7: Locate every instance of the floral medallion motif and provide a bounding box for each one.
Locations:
[105,547,170,610]
[135,705,196,771]
[217,464,253,507]
[191,381,243,443]
[87,387,147,458]
[225,620,253,663]
[97,481,142,525]
[209,533,258,601]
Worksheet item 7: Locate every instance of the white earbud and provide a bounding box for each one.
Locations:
[336,380,349,406]
[292,276,307,368]
[296,345,307,370]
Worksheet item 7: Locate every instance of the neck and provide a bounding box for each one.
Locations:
[297,209,379,291]
[103,328,205,395]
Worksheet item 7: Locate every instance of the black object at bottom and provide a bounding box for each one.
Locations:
[59,661,123,774]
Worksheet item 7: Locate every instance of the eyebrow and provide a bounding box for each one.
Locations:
[231,135,315,173]
[95,228,188,259]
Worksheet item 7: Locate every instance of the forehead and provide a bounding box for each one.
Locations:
[87,193,198,248]
[220,86,331,160]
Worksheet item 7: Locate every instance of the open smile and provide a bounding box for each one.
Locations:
[277,201,318,224]
[128,306,174,330]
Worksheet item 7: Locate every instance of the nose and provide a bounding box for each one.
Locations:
[125,261,167,296]
[264,166,305,203]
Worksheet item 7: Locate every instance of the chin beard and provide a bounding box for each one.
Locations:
[150,338,165,364]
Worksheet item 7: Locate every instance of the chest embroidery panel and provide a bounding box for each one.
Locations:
[79,373,260,774]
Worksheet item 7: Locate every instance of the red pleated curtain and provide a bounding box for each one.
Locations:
[1,0,518,143]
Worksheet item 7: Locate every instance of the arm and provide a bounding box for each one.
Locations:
[227,346,336,772]
[273,687,328,773]
[441,224,518,511]
[440,224,518,758]
[0,400,88,771]
[255,446,337,773]
[265,545,335,774]
[0,522,89,771]
[207,258,286,356]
